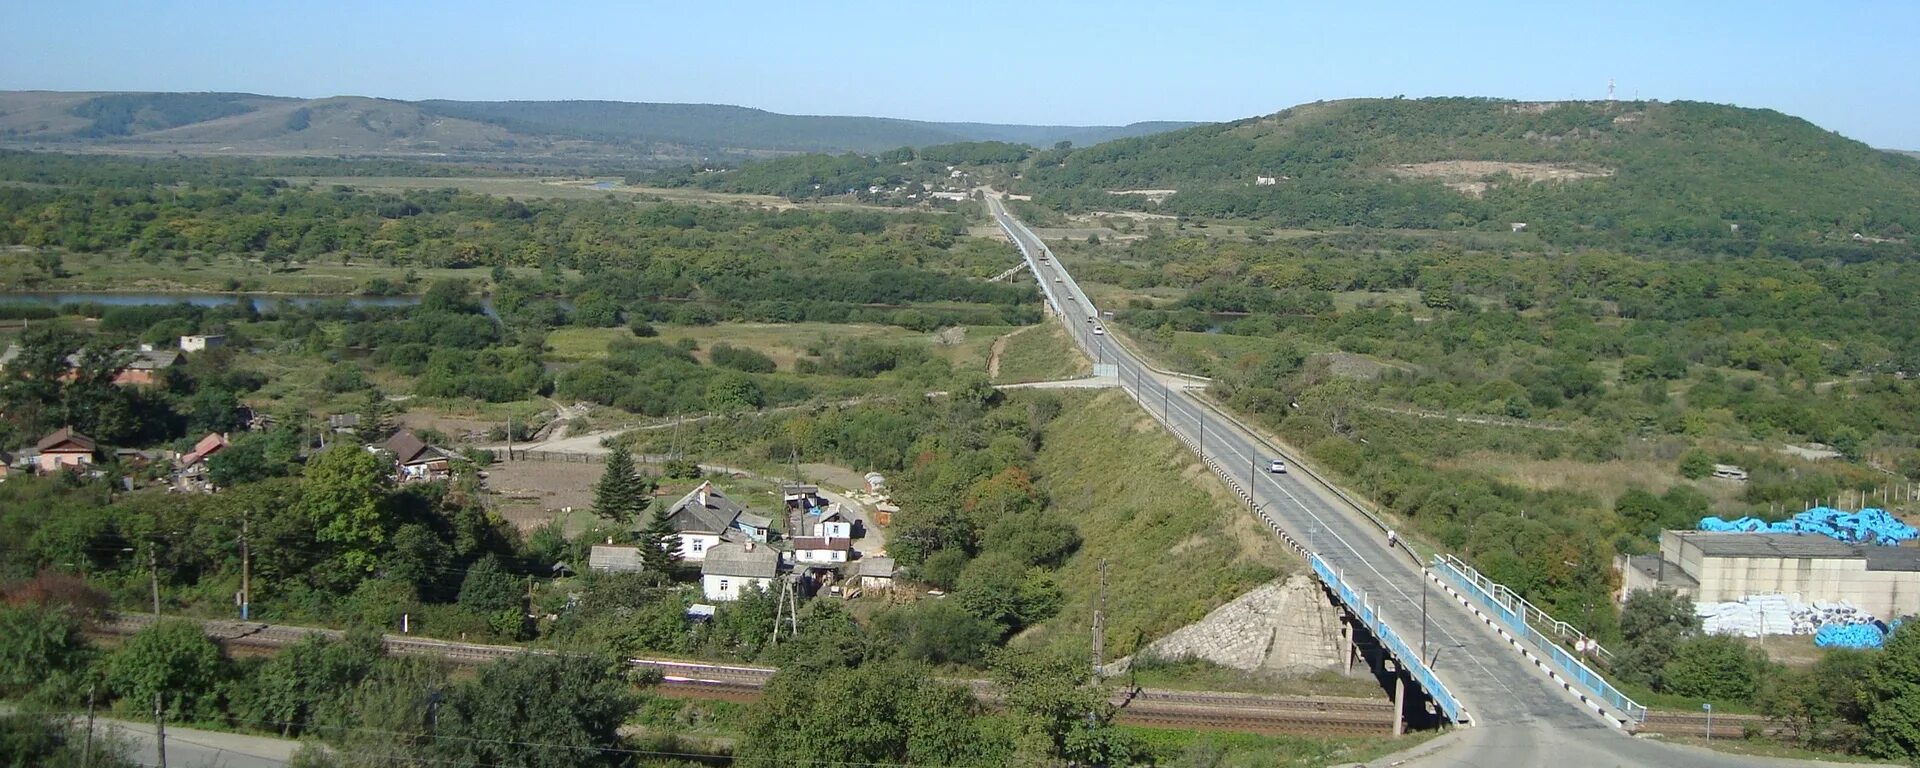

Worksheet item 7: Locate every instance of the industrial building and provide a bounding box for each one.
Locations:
[1618,530,1920,619]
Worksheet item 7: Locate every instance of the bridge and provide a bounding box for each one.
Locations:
[985,196,1795,768]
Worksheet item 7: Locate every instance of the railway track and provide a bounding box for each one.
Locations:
[90,613,1408,736]
[1639,710,1780,739]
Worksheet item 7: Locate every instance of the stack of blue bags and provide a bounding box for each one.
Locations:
[1698,507,1918,546]
[1814,622,1886,649]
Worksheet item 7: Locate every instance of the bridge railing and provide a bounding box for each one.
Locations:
[1310,554,1467,724]
[1433,554,1647,723]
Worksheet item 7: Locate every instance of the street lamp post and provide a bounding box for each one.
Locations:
[1703,703,1714,744]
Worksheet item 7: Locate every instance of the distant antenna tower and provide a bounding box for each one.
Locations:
[1608,78,1616,102]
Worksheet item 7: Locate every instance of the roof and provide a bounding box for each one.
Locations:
[328,413,362,428]
[1676,531,1920,566]
[792,537,852,552]
[666,481,748,534]
[37,427,96,453]
[587,545,647,573]
[0,344,19,368]
[383,430,452,465]
[180,432,228,466]
[860,557,896,578]
[780,484,819,496]
[736,511,774,530]
[126,349,183,370]
[700,542,779,579]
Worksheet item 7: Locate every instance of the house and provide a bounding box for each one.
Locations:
[587,544,647,574]
[1510,222,1529,233]
[781,484,822,512]
[700,541,779,601]
[35,427,97,473]
[177,432,230,489]
[662,481,771,562]
[874,500,899,527]
[179,334,226,352]
[383,430,458,482]
[110,349,183,386]
[802,504,854,539]
[792,536,851,564]
[327,413,362,433]
[859,556,896,593]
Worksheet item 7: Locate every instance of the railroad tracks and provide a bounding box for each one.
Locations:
[90,613,1402,736]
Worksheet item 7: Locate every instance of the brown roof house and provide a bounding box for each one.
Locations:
[36,427,98,473]
[382,430,459,482]
[176,432,230,490]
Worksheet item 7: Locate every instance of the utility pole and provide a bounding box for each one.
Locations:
[239,511,251,621]
[148,546,161,616]
[1091,560,1107,685]
[505,414,512,462]
[83,685,96,767]
[153,692,169,768]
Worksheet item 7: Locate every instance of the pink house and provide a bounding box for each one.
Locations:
[36,427,97,473]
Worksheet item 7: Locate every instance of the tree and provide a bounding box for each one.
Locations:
[1866,623,1920,760]
[989,646,1139,766]
[434,654,638,768]
[590,443,649,528]
[297,445,393,573]
[639,507,680,573]
[0,603,92,703]
[457,554,523,614]
[738,661,1002,767]
[1678,449,1713,480]
[103,619,229,721]
[1661,635,1769,702]
[1613,587,1698,689]
[230,631,382,737]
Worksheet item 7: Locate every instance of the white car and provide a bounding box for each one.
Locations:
[1054,277,1063,283]
[1269,459,1287,473]
[1093,326,1105,335]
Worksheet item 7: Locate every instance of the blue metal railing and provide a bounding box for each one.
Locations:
[1310,555,1467,724]
[1432,554,1647,723]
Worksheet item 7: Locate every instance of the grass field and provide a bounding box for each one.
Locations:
[1125,725,1436,767]
[1018,389,1296,659]
[990,323,1090,383]
[547,321,1011,373]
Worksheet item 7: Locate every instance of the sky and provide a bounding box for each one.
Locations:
[4,0,1917,148]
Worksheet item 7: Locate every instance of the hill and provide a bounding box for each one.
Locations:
[0,90,1194,164]
[1019,98,1920,252]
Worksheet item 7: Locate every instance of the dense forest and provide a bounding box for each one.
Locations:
[1017,98,1920,251]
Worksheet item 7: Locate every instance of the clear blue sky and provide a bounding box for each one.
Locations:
[5,0,1917,148]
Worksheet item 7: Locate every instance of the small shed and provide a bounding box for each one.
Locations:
[874,501,900,527]
[859,556,896,593]
[864,472,886,492]
[587,545,647,573]
[180,334,227,352]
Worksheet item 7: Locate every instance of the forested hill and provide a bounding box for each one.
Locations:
[1020,98,1920,253]
[0,90,1193,162]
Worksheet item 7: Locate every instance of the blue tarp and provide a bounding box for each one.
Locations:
[1699,507,1917,546]
[1815,622,1886,649]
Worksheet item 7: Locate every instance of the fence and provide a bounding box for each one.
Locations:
[1310,554,1467,724]
[1432,554,1646,723]
[490,449,604,463]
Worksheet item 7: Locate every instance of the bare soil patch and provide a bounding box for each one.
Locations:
[484,460,603,530]
[1387,160,1613,198]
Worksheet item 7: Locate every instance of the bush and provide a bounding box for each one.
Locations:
[709,343,777,374]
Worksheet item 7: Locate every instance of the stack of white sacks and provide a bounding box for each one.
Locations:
[1695,594,1876,638]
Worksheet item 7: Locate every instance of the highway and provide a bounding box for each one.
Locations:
[985,196,1819,768]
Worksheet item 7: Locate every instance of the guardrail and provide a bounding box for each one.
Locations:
[1310,554,1467,724]
[1432,554,1645,723]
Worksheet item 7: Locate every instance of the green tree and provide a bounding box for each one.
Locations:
[639,507,681,573]
[0,604,92,703]
[704,371,763,413]
[590,443,649,527]
[103,619,229,721]
[434,654,639,768]
[230,630,383,737]
[457,554,523,614]
[739,661,1002,766]
[296,445,393,572]
[1661,635,1769,702]
[989,646,1138,766]
[1678,449,1714,480]
[1613,587,1699,689]
[1866,623,1920,760]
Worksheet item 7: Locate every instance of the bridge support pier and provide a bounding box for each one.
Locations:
[1343,621,1355,675]
[1392,674,1406,737]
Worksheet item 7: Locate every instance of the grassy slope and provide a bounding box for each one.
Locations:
[1018,389,1295,657]
[991,323,1090,383]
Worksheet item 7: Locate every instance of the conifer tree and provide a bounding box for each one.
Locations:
[592,444,647,528]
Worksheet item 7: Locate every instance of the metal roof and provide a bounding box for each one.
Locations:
[700,542,779,578]
[1678,531,1920,569]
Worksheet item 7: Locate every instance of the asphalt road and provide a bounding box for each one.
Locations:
[986,196,1826,768]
